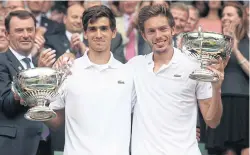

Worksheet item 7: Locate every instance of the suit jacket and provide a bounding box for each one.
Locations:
[40,16,65,36]
[45,31,126,63]
[0,49,43,155]
[116,16,151,58]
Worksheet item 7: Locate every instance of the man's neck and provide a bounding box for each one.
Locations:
[153,47,174,65]
[87,49,111,65]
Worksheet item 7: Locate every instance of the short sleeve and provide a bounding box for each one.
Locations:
[49,79,68,110]
[196,81,212,100]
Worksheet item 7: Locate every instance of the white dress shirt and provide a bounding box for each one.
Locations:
[9,47,34,69]
[50,50,136,155]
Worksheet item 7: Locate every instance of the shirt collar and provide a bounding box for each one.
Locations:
[35,14,42,27]
[65,31,83,42]
[80,49,121,69]
[146,47,180,65]
[9,46,33,62]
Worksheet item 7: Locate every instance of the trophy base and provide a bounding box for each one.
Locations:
[25,106,57,121]
[189,69,219,82]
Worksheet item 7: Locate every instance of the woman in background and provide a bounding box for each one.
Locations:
[206,2,249,155]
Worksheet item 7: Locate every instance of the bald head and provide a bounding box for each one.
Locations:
[84,1,102,10]
[5,1,25,11]
[64,4,84,33]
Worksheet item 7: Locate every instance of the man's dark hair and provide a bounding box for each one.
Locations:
[51,4,67,15]
[5,10,36,33]
[138,5,175,33]
[82,5,116,32]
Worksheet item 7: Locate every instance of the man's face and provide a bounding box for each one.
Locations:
[120,1,137,15]
[7,17,36,54]
[221,6,241,29]
[27,1,44,13]
[6,1,24,12]
[84,17,116,53]
[170,8,188,35]
[0,25,8,52]
[64,5,84,33]
[184,8,199,32]
[142,15,174,54]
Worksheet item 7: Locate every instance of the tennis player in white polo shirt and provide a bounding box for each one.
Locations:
[45,6,136,155]
[129,5,226,155]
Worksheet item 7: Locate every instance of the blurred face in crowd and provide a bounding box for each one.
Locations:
[152,0,170,9]
[7,16,36,55]
[42,1,53,13]
[184,8,199,32]
[221,6,241,30]
[142,15,175,53]
[84,17,116,53]
[208,0,221,10]
[84,1,102,10]
[27,0,44,13]
[50,10,64,24]
[68,0,81,7]
[120,1,138,15]
[170,8,188,35]
[0,24,8,52]
[5,1,25,12]
[64,4,84,33]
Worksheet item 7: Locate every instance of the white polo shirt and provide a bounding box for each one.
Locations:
[129,48,212,155]
[50,52,136,155]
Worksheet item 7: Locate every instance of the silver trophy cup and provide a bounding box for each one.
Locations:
[12,65,71,121]
[179,27,233,82]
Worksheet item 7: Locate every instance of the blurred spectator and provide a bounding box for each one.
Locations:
[192,1,208,18]
[49,4,66,24]
[45,4,84,60]
[170,2,189,47]
[184,5,200,32]
[27,0,65,36]
[41,1,54,17]
[116,1,140,61]
[4,0,25,13]
[206,2,249,155]
[108,1,122,17]
[84,1,102,10]
[152,0,170,9]
[138,1,151,10]
[0,22,8,52]
[198,0,223,33]
[67,0,82,7]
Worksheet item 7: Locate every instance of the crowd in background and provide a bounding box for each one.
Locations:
[0,1,248,155]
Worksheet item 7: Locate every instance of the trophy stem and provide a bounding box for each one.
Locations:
[37,98,48,107]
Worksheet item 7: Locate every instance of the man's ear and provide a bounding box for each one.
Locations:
[141,31,147,41]
[83,30,87,40]
[5,31,10,41]
[171,26,176,36]
[112,28,117,39]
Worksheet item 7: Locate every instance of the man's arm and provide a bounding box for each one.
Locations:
[198,57,226,128]
[44,109,65,131]
[198,87,222,128]
[0,63,24,118]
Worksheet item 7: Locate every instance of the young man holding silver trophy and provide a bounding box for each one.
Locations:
[16,5,228,155]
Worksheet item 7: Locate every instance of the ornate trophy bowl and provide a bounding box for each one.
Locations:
[12,65,70,121]
[180,28,233,82]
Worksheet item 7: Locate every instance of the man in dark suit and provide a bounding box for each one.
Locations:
[45,4,126,63]
[0,10,49,155]
[27,1,64,36]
